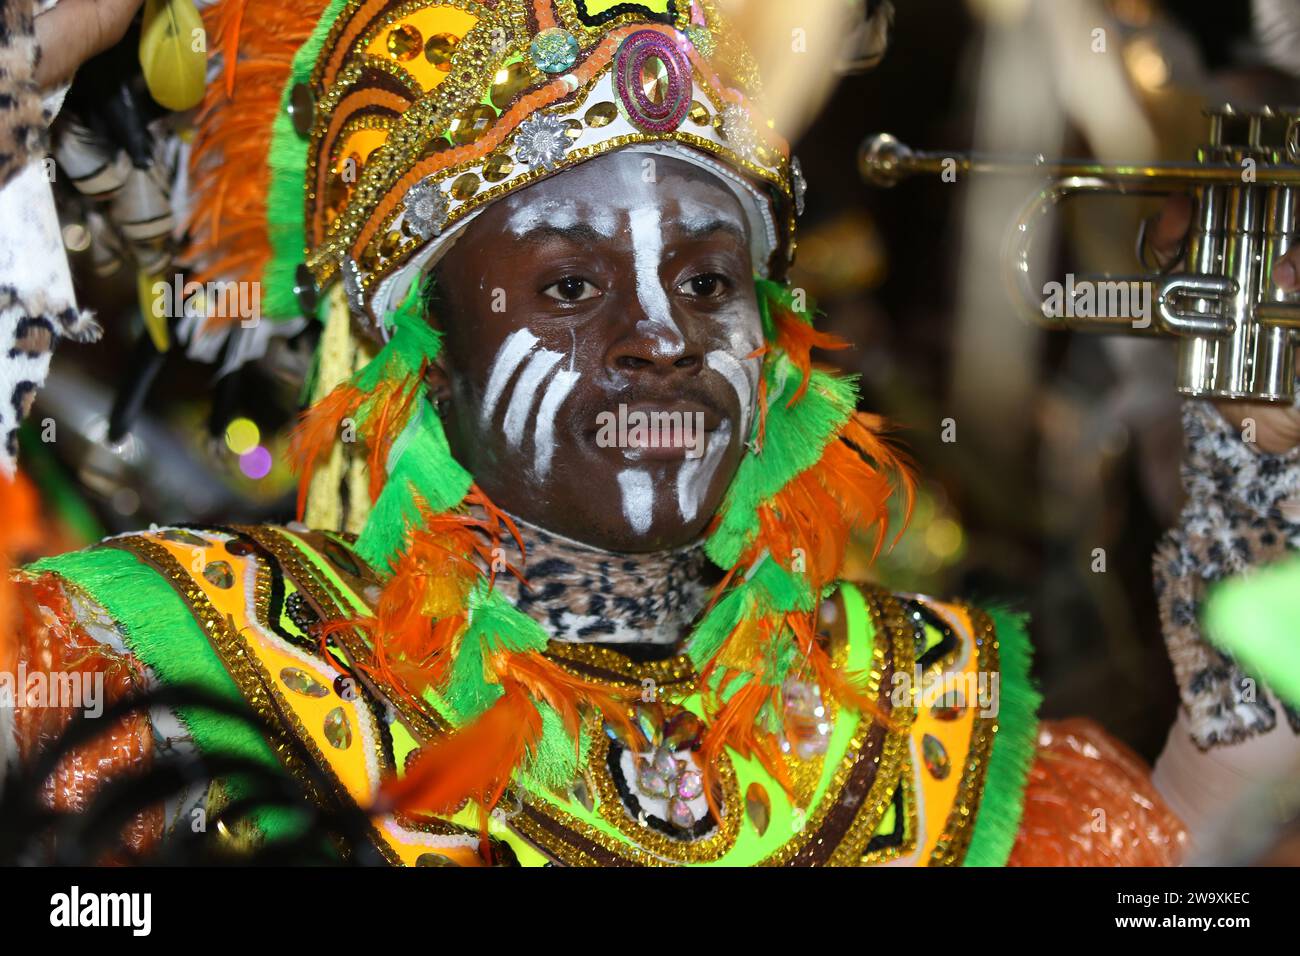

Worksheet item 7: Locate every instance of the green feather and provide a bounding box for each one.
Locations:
[705,361,858,569]
[262,0,352,321]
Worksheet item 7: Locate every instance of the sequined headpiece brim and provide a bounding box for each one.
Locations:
[190,0,800,332]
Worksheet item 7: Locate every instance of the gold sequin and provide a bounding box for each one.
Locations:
[449,172,480,200]
[585,101,618,127]
[482,152,514,182]
[424,32,459,71]
[386,24,422,61]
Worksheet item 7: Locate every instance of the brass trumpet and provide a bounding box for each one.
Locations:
[860,106,1300,402]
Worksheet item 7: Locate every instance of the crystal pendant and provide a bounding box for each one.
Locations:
[677,770,703,801]
[637,765,670,798]
[922,734,950,780]
[324,707,352,750]
[280,667,329,698]
[669,798,695,829]
[651,747,677,778]
[202,560,234,589]
[745,782,771,835]
[662,711,703,750]
[634,702,663,746]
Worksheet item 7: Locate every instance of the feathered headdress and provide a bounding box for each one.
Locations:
[187,0,914,825]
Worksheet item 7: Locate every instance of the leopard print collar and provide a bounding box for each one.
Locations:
[490,514,714,647]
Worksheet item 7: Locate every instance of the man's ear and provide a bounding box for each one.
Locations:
[424,359,452,403]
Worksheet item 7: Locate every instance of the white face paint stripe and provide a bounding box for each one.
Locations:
[706,350,755,440]
[617,469,654,535]
[628,206,682,347]
[532,367,580,480]
[502,349,563,447]
[480,329,539,427]
[676,421,731,523]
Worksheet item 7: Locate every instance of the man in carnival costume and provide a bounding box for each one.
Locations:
[5,0,1247,866]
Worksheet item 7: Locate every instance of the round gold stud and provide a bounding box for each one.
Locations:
[490,61,538,111]
[424,32,458,71]
[450,104,496,145]
[450,172,480,201]
[483,152,515,182]
[688,101,710,126]
[387,24,422,61]
[585,101,618,128]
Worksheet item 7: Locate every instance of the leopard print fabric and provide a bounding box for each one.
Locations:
[0,0,48,191]
[1154,399,1300,750]
[0,0,100,476]
[489,515,713,645]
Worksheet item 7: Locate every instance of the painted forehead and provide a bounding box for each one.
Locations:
[490,153,753,245]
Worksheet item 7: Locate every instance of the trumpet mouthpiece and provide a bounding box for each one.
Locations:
[858,133,913,187]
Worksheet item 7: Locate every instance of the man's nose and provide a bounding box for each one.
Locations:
[607,294,704,377]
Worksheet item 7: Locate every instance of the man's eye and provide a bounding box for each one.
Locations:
[678,273,730,298]
[543,277,601,302]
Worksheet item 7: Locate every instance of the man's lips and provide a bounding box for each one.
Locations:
[587,400,726,462]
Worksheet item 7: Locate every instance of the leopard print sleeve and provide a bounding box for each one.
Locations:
[1153,398,1300,750]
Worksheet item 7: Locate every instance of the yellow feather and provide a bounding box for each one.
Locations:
[139,0,208,112]
[137,270,171,353]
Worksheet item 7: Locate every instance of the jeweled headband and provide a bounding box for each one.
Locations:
[279,0,801,331]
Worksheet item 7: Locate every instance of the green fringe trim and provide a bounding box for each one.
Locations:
[443,581,551,722]
[261,0,351,321]
[1204,557,1300,709]
[442,581,588,789]
[29,547,304,842]
[962,605,1041,867]
[705,362,858,569]
[685,556,813,669]
[351,278,472,572]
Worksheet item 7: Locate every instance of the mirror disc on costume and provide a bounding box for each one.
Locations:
[416,852,459,866]
[424,33,458,70]
[585,101,618,127]
[387,24,422,61]
[293,263,319,315]
[922,734,950,780]
[450,172,480,200]
[450,105,496,145]
[324,707,352,749]
[529,27,579,74]
[745,782,771,835]
[483,153,514,181]
[613,30,692,133]
[160,528,207,547]
[202,560,234,589]
[287,83,315,138]
[490,61,537,110]
[931,702,963,721]
[280,667,329,698]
